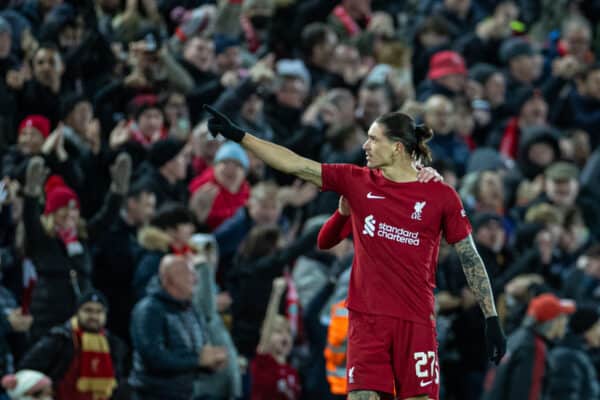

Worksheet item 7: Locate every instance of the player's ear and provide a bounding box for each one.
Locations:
[394,141,405,155]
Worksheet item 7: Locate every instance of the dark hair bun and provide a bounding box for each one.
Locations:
[415,124,434,142]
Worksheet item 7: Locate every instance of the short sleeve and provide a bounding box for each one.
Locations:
[321,163,360,196]
[442,186,472,244]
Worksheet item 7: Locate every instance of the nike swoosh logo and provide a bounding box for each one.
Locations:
[367,192,385,199]
[420,380,433,387]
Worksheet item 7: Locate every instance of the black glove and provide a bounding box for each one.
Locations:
[485,316,506,365]
[203,105,246,143]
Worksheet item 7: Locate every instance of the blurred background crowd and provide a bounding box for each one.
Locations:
[0,0,600,399]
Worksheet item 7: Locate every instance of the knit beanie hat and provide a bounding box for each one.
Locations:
[60,92,89,120]
[214,141,249,171]
[148,138,186,168]
[43,175,80,215]
[569,306,600,334]
[469,63,499,84]
[19,115,51,139]
[1,370,52,399]
[77,289,109,311]
[213,34,241,55]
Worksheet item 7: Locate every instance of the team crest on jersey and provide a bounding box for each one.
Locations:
[411,201,426,220]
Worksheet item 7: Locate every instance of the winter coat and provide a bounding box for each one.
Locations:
[1,146,84,189]
[93,215,143,343]
[192,262,242,400]
[427,132,471,176]
[0,286,23,376]
[132,226,171,301]
[562,268,600,307]
[214,207,290,285]
[483,326,550,400]
[135,163,188,208]
[227,226,320,357]
[23,192,122,342]
[16,80,64,128]
[129,279,208,400]
[547,332,600,400]
[18,321,129,399]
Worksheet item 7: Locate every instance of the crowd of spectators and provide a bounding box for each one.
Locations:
[1,0,600,399]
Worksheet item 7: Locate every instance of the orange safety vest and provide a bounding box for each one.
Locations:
[324,300,349,395]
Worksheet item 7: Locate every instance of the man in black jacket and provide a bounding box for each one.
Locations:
[484,293,574,400]
[93,178,156,344]
[129,254,228,400]
[19,290,129,400]
[548,306,600,399]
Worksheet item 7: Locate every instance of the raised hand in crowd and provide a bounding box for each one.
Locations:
[189,182,219,223]
[110,152,132,195]
[41,125,68,162]
[5,65,30,91]
[220,70,240,88]
[277,180,318,208]
[23,157,48,198]
[249,53,276,85]
[301,95,342,127]
[109,120,131,149]
[552,55,581,79]
[85,119,102,155]
[7,308,33,333]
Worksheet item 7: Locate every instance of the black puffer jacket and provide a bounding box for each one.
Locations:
[23,192,122,342]
[483,326,550,400]
[129,279,207,400]
[548,333,600,400]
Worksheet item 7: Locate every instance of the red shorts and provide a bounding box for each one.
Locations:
[346,309,439,400]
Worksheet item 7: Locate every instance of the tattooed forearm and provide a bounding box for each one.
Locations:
[454,235,498,318]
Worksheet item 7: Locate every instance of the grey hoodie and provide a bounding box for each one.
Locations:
[192,261,242,400]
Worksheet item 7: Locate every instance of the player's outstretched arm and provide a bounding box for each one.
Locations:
[243,134,322,187]
[454,234,506,365]
[204,105,322,187]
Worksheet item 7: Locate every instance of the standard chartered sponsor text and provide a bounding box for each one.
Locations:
[377,222,420,246]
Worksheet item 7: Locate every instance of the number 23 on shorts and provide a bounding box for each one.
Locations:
[414,351,439,387]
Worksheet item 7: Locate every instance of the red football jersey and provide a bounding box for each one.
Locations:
[250,353,301,400]
[321,164,472,326]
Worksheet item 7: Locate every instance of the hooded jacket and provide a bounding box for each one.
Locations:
[133,226,178,300]
[192,261,242,400]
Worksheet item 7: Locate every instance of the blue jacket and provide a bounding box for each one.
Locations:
[428,132,470,176]
[129,279,207,400]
